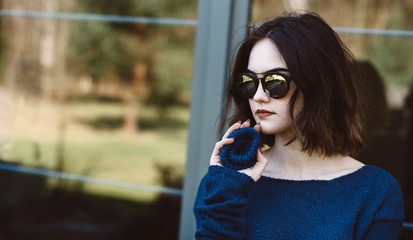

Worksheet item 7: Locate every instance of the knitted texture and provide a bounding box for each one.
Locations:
[220,128,261,170]
[194,165,404,239]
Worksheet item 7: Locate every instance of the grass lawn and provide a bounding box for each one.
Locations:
[1,99,189,202]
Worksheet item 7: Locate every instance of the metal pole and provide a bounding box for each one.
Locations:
[178,0,250,239]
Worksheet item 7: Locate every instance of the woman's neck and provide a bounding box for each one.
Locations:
[262,135,364,180]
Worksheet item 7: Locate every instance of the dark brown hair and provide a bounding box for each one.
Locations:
[220,12,366,156]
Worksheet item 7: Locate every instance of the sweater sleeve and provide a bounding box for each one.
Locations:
[193,165,255,240]
[362,177,404,240]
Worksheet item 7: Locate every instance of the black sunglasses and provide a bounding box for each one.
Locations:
[236,67,291,99]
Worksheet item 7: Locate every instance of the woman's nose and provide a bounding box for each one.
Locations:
[253,80,270,103]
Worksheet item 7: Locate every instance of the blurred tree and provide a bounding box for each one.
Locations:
[67,0,196,133]
[369,1,410,86]
[1,0,73,99]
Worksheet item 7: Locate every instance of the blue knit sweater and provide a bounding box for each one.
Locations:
[194,165,403,239]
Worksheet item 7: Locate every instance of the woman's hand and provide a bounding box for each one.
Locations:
[210,120,268,182]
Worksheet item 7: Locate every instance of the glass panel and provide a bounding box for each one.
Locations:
[0,0,196,239]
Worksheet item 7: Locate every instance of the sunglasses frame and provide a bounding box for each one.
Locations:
[237,67,292,99]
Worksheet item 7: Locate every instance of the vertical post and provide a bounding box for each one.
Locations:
[178,0,250,239]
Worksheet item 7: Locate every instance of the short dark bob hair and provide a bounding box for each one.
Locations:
[220,12,366,156]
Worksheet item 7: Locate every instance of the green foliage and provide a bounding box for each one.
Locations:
[368,4,412,86]
[67,0,196,108]
[148,41,194,107]
[67,20,143,83]
[370,37,411,86]
[78,0,197,18]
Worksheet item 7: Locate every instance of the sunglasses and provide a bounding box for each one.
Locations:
[236,68,291,99]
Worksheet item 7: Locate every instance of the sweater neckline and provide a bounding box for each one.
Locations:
[260,165,368,183]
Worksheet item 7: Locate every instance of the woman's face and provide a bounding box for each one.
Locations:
[247,38,300,137]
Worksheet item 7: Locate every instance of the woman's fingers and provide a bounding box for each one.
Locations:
[214,120,250,167]
[240,119,251,128]
[222,121,241,139]
[253,122,261,132]
[222,119,250,139]
[210,137,234,166]
[239,148,268,181]
[211,138,234,157]
[254,148,269,174]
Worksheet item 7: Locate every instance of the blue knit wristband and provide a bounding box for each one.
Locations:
[220,127,261,170]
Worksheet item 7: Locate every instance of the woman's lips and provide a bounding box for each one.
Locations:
[256,109,274,118]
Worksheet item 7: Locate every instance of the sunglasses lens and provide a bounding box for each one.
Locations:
[263,74,289,99]
[237,74,257,98]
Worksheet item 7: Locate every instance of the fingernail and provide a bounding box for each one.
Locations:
[246,119,250,122]
[259,147,263,154]
[237,120,242,124]
[257,122,261,125]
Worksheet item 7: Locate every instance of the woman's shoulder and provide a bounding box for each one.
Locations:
[359,165,397,183]
[330,156,398,185]
[338,163,403,199]
[356,165,400,186]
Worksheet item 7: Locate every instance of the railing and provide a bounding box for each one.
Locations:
[334,26,413,37]
[0,162,183,196]
[0,9,197,26]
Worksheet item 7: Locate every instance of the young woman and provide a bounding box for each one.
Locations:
[194,12,403,239]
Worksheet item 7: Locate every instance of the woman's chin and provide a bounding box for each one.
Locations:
[259,124,293,136]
